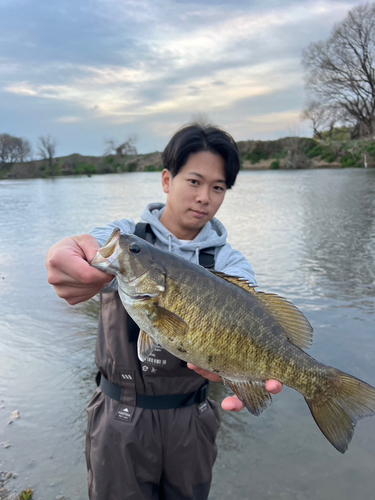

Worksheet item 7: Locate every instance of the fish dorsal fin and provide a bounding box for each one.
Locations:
[212,272,258,293]
[212,272,313,350]
[137,330,158,362]
[222,378,272,416]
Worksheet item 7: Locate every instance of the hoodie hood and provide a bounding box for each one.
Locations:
[90,202,257,289]
[140,202,227,258]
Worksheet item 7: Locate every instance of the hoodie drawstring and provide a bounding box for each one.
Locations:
[167,234,200,265]
[195,246,200,265]
[168,234,172,253]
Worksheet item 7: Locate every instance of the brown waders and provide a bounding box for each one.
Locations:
[85,291,221,500]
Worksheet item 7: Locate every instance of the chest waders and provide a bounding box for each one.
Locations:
[85,224,222,500]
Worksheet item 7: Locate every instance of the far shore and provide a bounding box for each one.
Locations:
[1,136,374,180]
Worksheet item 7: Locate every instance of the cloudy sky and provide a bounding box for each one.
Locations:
[0,0,364,156]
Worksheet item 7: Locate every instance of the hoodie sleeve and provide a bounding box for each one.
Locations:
[214,243,257,286]
[89,219,136,246]
[89,218,136,293]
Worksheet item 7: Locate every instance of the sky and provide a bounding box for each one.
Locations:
[0,0,365,157]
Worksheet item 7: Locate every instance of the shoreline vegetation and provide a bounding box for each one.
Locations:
[1,136,375,180]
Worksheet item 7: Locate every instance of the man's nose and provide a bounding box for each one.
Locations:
[196,186,210,204]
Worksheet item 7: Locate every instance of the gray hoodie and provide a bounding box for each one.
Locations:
[90,202,256,289]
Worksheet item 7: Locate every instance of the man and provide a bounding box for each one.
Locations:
[46,123,282,500]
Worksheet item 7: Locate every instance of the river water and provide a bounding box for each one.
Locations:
[0,169,375,499]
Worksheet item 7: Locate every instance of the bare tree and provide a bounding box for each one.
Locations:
[301,101,346,139]
[0,134,13,163]
[37,135,57,171]
[0,134,32,163]
[302,3,375,138]
[14,137,32,162]
[104,135,137,157]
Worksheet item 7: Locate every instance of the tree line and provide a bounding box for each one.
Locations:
[0,133,57,168]
[0,133,137,167]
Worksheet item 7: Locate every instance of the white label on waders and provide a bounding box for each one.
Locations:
[115,404,134,423]
[198,402,208,414]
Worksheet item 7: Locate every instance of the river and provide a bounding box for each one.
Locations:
[1,169,375,499]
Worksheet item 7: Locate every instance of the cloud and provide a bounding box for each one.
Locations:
[0,0,362,155]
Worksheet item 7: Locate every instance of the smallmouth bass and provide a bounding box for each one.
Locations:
[91,229,375,453]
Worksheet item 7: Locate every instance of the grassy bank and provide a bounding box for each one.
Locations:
[1,137,374,180]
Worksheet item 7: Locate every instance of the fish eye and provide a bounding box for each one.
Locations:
[129,242,142,254]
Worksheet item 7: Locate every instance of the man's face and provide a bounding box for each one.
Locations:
[160,150,227,240]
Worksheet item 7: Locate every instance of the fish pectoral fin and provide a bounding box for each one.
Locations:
[149,306,189,337]
[223,378,272,416]
[137,330,158,362]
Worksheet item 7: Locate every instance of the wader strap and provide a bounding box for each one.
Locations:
[134,222,216,268]
[127,222,157,343]
[98,372,209,409]
[134,222,156,244]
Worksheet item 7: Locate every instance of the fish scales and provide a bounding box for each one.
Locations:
[162,262,327,398]
[90,229,375,453]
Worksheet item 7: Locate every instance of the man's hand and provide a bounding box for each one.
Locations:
[187,364,283,412]
[46,234,113,305]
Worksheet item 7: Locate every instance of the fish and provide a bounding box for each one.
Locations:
[91,228,375,453]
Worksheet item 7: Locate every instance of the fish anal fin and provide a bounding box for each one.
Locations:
[137,330,158,362]
[212,272,313,350]
[150,306,189,337]
[223,378,272,416]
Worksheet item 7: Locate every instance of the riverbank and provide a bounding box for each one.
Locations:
[1,137,374,179]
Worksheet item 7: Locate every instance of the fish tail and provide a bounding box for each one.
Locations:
[305,369,375,453]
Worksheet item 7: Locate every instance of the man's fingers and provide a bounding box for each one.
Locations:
[221,395,244,412]
[265,380,283,394]
[187,364,221,382]
[48,252,112,288]
[221,381,282,412]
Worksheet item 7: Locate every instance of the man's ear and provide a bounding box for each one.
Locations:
[161,169,172,194]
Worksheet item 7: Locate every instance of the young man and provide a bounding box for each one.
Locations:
[46,123,282,500]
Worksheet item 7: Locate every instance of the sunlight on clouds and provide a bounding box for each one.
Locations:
[4,56,303,124]
[75,65,152,85]
[56,116,82,123]
[142,60,303,115]
[228,110,309,141]
[5,82,38,96]
[249,110,303,128]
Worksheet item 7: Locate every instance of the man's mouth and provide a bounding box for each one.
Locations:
[191,209,207,218]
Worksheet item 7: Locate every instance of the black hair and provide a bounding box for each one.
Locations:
[162,122,240,189]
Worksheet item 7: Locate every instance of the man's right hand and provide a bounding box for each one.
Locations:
[46,234,113,305]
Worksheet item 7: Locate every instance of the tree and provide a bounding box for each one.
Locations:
[301,101,347,139]
[0,134,32,163]
[104,135,137,157]
[302,3,375,138]
[14,137,32,162]
[37,135,57,172]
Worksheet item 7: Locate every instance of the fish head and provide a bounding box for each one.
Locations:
[90,228,165,294]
